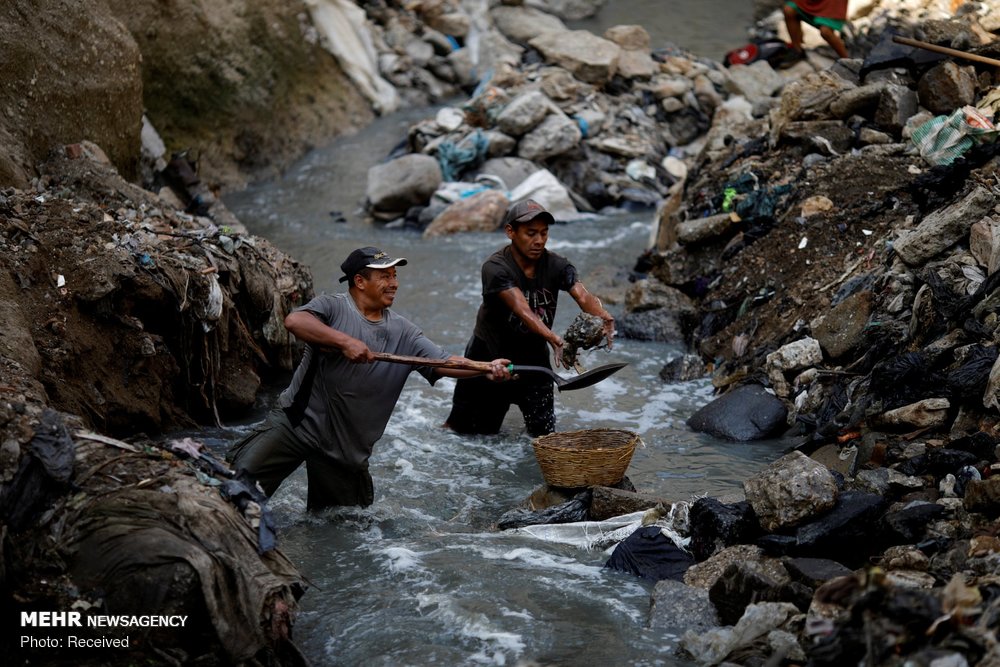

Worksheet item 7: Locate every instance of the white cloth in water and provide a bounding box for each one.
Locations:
[512,507,691,553]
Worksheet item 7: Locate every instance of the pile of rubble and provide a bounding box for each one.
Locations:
[606,3,1000,666]
[361,1,735,230]
[386,1,1000,664]
[0,146,315,662]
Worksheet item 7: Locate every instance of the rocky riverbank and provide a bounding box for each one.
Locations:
[352,1,1000,665]
[5,0,1000,665]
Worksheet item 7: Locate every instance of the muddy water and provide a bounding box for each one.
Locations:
[218,4,777,665]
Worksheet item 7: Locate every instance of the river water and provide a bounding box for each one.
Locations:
[217,3,779,665]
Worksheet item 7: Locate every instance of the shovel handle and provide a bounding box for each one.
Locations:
[373,352,494,373]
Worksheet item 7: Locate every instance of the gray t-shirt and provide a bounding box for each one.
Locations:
[277,293,448,468]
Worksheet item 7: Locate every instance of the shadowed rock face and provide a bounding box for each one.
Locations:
[103,0,372,190]
[0,0,143,188]
[0,0,371,192]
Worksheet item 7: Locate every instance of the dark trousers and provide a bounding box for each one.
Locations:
[227,408,374,510]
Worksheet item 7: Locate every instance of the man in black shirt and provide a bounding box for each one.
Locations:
[444,199,614,436]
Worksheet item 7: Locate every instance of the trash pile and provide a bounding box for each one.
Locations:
[0,364,307,663]
[614,4,1000,665]
[470,2,1000,665]
[0,145,316,662]
[360,2,733,228]
[0,143,312,433]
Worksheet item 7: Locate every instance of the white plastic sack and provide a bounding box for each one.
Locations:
[512,509,690,553]
[305,0,399,114]
[508,169,577,220]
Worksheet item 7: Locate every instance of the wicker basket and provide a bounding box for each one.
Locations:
[532,428,640,488]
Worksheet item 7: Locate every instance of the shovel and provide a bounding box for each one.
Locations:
[373,352,627,392]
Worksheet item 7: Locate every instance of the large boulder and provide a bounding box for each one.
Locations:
[0,0,143,187]
[687,384,789,441]
[422,189,510,237]
[529,30,621,84]
[367,154,443,220]
[104,0,373,189]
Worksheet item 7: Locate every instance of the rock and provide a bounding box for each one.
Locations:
[625,278,695,313]
[725,60,785,106]
[616,50,659,79]
[659,354,707,382]
[917,61,977,116]
[422,189,509,237]
[782,557,853,589]
[478,28,526,68]
[648,579,719,635]
[829,82,886,119]
[969,216,1000,275]
[525,0,606,20]
[688,497,760,562]
[792,491,888,565]
[491,5,567,44]
[876,398,950,429]
[508,168,577,218]
[874,84,919,137]
[529,30,621,84]
[688,384,789,442]
[497,90,553,136]
[809,443,859,478]
[963,477,1000,515]
[882,503,947,544]
[685,544,776,589]
[677,212,733,245]
[679,602,801,667]
[602,25,650,51]
[517,112,582,160]
[766,337,822,396]
[475,156,540,191]
[647,74,693,99]
[893,186,996,266]
[779,120,855,154]
[366,154,443,219]
[812,290,872,359]
[589,486,671,521]
[709,561,804,626]
[617,307,692,342]
[744,450,838,532]
[0,0,143,187]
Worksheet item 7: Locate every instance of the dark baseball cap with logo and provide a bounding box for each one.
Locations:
[503,199,555,228]
[339,246,408,283]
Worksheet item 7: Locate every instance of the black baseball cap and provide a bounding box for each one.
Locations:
[339,246,408,283]
[503,199,555,228]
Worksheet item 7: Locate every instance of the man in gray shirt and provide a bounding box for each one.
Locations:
[229,247,510,509]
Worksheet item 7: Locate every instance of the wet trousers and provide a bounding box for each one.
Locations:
[446,374,555,437]
[227,408,374,510]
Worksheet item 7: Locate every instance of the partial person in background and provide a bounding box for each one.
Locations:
[782,0,849,61]
[444,200,614,437]
[228,246,510,510]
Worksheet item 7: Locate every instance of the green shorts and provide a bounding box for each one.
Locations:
[786,1,846,32]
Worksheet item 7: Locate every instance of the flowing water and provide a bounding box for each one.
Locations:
[215,3,779,664]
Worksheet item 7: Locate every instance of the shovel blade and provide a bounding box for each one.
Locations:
[556,362,628,391]
[511,362,628,391]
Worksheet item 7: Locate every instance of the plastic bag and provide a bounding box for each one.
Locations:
[912,106,998,167]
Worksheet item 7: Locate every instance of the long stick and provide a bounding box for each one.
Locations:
[373,352,493,373]
[892,35,1000,68]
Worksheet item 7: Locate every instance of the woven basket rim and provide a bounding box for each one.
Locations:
[531,428,639,487]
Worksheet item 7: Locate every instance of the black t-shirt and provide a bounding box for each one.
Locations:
[472,246,577,366]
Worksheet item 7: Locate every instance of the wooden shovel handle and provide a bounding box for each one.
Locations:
[892,35,1000,68]
[373,352,494,373]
